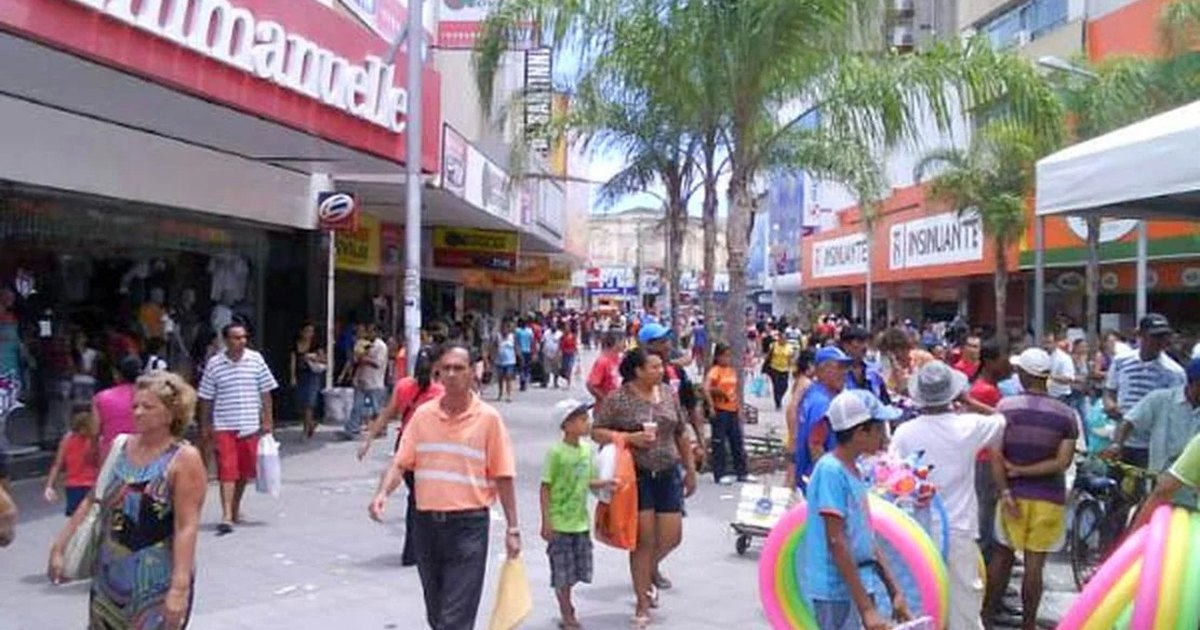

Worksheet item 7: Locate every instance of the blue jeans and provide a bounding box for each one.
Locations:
[346,387,385,435]
[518,352,532,390]
[711,410,748,481]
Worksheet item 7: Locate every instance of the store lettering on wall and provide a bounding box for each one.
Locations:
[889,211,984,270]
[66,0,410,133]
[811,233,868,278]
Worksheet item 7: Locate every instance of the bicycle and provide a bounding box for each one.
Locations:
[1068,457,1157,590]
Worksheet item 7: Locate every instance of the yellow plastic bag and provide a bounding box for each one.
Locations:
[488,558,533,630]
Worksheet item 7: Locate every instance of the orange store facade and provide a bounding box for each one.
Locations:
[801,184,1025,331]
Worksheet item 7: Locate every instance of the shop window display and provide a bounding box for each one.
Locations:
[0,189,263,450]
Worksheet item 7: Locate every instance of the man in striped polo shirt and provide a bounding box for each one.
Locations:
[198,323,279,535]
[369,342,519,630]
[1104,314,1185,468]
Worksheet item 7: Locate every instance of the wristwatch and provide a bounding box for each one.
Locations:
[506,527,521,536]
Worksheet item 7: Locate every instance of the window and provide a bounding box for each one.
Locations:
[981,0,1068,48]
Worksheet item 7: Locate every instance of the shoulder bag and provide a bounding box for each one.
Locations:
[62,433,129,581]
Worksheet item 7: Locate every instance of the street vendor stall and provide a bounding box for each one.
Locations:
[1033,99,1200,337]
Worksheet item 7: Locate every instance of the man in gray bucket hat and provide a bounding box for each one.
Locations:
[890,361,1006,630]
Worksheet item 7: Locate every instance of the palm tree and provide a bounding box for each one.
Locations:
[1051,0,1200,347]
[476,0,1062,376]
[916,123,1053,346]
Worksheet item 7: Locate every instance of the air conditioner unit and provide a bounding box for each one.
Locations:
[1013,29,1031,47]
[893,0,915,14]
[892,26,915,47]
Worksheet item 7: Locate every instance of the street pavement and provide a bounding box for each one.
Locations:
[0,349,1078,629]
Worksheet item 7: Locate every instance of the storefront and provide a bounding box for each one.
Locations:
[0,0,441,448]
[801,185,1021,330]
[1022,217,1200,335]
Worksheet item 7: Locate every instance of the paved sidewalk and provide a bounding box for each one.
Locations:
[0,350,1077,628]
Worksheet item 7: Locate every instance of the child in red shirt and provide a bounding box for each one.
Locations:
[44,407,100,517]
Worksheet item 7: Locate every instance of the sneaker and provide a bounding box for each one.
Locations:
[718,475,736,485]
[737,474,760,483]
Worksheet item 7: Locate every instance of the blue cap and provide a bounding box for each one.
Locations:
[1187,358,1200,383]
[638,322,671,346]
[814,346,853,366]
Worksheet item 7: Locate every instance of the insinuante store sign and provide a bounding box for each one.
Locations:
[65,0,410,133]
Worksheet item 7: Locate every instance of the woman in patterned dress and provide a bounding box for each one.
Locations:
[49,371,207,630]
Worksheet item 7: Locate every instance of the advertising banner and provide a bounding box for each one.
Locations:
[811,233,868,278]
[490,255,551,287]
[380,222,403,275]
[586,267,636,296]
[888,210,984,271]
[336,213,382,274]
[337,0,436,45]
[524,48,553,158]
[442,125,468,198]
[437,0,537,50]
[432,227,518,271]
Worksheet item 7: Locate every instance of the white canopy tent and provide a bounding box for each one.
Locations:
[1032,99,1200,337]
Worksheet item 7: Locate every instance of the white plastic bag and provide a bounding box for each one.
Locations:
[322,387,354,425]
[255,434,282,497]
[592,444,617,503]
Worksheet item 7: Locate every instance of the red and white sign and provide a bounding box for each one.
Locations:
[337,0,436,47]
[442,125,468,198]
[1,0,443,171]
[437,0,536,50]
[317,192,360,232]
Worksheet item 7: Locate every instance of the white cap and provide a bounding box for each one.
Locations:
[827,391,874,432]
[551,398,593,427]
[1011,348,1052,378]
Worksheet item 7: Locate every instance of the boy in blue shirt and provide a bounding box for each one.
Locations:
[805,391,911,630]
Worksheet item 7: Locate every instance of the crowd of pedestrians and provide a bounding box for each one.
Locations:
[11,300,1200,630]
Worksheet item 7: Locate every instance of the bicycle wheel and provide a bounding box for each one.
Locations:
[1071,498,1105,590]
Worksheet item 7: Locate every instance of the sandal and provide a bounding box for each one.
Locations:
[647,586,659,609]
[652,570,672,590]
[630,614,650,628]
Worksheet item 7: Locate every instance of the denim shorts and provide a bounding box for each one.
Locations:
[636,466,683,514]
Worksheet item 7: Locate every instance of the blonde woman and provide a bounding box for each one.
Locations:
[49,372,206,630]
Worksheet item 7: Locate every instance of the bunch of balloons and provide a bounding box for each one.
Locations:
[758,495,949,630]
[1059,505,1200,630]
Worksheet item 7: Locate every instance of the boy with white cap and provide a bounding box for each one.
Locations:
[540,398,615,629]
[805,391,911,630]
[890,361,1005,630]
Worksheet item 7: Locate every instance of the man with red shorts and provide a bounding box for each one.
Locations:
[199,323,278,535]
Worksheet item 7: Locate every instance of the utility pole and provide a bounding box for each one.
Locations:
[403,0,424,373]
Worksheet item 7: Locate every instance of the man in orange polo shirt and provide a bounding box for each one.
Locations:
[369,342,520,630]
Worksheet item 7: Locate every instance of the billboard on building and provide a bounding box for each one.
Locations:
[524,48,554,159]
[432,227,519,271]
[811,233,868,278]
[888,210,984,271]
[437,0,537,50]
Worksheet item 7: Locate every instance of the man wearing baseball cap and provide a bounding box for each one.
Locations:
[984,349,1078,630]
[891,361,1005,630]
[804,390,912,630]
[790,346,854,490]
[1115,357,1200,481]
[1104,313,1185,468]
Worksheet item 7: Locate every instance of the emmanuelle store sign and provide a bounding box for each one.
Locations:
[66,0,410,133]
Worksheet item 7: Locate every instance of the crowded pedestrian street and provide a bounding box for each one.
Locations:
[0,350,1083,629]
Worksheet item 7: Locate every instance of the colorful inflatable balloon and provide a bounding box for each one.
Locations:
[758,495,949,630]
[1059,505,1200,630]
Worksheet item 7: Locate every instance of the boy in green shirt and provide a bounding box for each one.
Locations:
[541,399,614,629]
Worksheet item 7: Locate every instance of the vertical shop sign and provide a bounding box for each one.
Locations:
[524,48,553,158]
